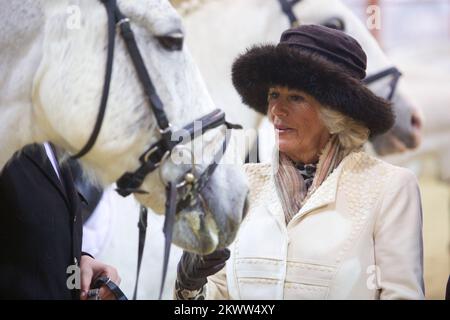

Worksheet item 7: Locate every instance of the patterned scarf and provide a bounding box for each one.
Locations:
[274,135,347,224]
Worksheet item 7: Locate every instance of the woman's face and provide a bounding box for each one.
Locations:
[268,86,330,163]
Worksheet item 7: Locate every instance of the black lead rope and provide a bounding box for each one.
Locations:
[90,276,128,300]
[160,182,178,300]
[132,205,148,300]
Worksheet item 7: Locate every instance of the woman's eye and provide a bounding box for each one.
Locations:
[268,92,279,100]
[289,95,304,102]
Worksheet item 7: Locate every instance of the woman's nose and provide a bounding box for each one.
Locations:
[270,101,288,117]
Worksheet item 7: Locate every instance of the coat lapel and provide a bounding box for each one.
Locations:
[290,153,352,225]
[256,152,355,230]
[266,174,289,233]
[49,144,81,218]
[292,165,341,221]
[23,144,70,208]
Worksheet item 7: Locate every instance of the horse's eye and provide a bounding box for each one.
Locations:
[157,32,184,51]
[321,17,346,31]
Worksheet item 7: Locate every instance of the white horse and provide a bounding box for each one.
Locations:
[0,0,248,255]
[89,0,426,299]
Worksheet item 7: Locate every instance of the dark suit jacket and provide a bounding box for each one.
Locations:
[0,144,83,300]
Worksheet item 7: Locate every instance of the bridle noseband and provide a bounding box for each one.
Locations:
[363,66,402,102]
[72,0,242,300]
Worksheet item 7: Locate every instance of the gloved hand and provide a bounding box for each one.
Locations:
[177,248,230,291]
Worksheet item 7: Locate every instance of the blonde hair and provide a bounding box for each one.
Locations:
[318,107,370,150]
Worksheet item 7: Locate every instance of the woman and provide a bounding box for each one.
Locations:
[175,25,424,300]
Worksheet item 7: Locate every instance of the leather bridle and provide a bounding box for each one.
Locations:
[72,0,241,299]
[278,0,302,27]
[363,66,402,102]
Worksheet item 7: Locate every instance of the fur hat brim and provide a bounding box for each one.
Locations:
[231,44,394,137]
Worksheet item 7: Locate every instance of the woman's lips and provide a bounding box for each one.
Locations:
[274,123,294,133]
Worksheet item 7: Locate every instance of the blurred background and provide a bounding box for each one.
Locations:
[340,0,450,299]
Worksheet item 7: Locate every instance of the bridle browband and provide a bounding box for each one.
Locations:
[72,0,242,300]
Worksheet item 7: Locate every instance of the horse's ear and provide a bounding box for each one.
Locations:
[321,17,346,31]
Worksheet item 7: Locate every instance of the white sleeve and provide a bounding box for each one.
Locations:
[82,186,115,257]
[374,169,425,300]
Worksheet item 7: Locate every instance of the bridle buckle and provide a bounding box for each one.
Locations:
[141,145,160,164]
[116,17,130,27]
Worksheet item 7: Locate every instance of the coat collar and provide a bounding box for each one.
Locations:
[266,151,358,228]
[293,160,343,222]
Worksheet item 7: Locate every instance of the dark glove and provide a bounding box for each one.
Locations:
[177,248,230,291]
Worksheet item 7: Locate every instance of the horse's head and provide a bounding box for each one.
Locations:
[17,0,248,254]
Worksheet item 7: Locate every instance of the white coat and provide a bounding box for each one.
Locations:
[206,151,425,299]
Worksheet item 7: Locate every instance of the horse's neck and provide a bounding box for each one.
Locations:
[0,0,91,169]
[183,0,285,129]
[296,0,392,74]
[0,1,48,168]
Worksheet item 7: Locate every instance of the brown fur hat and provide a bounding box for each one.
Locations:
[231,25,394,136]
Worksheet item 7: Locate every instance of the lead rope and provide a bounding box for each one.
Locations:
[132,183,176,300]
[90,276,128,300]
[160,182,178,299]
[131,183,176,300]
[132,205,148,300]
